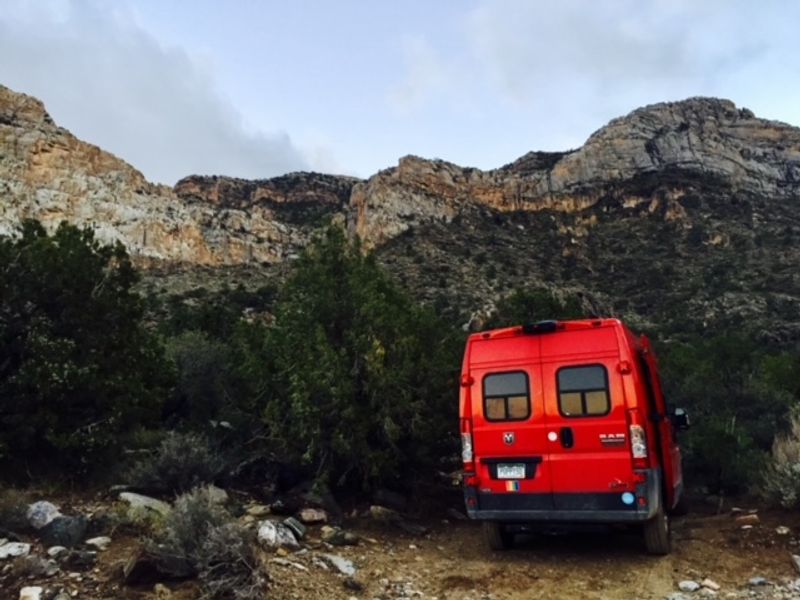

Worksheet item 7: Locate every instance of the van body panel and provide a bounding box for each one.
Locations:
[469,335,554,503]
[461,319,684,526]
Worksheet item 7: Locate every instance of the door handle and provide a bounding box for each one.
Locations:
[560,427,574,449]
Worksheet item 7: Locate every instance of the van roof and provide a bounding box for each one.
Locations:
[467,318,626,343]
[465,318,638,369]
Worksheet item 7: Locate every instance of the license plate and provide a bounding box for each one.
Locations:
[496,463,526,479]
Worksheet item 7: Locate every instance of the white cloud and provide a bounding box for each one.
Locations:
[387,0,800,151]
[0,0,311,184]
[387,36,451,115]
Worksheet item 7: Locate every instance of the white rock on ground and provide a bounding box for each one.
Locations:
[298,508,328,524]
[701,578,721,591]
[85,536,112,551]
[118,492,171,517]
[321,553,356,576]
[26,501,61,529]
[19,587,43,600]
[257,520,300,551]
[0,542,31,559]
[47,546,68,559]
[678,581,700,592]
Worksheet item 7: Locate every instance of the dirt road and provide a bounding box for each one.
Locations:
[4,500,800,600]
[262,508,799,600]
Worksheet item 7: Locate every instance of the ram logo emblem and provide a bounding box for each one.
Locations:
[503,432,515,445]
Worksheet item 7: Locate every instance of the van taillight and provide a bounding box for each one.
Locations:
[460,419,474,472]
[627,410,649,469]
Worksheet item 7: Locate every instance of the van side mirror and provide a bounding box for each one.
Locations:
[671,408,690,432]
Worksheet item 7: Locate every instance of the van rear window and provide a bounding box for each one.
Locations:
[483,372,530,422]
[557,365,610,417]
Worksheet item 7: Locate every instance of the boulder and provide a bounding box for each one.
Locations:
[39,515,88,548]
[18,587,43,600]
[283,517,307,540]
[735,513,760,525]
[85,536,112,551]
[792,554,800,575]
[321,553,356,576]
[298,507,328,524]
[678,581,700,592]
[321,526,359,547]
[119,492,171,517]
[257,520,300,551]
[47,546,68,559]
[27,501,61,530]
[0,541,30,559]
[701,578,721,591]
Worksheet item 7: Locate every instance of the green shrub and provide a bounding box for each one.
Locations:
[0,220,170,477]
[128,432,226,493]
[236,226,461,491]
[659,334,798,494]
[148,487,265,599]
[164,331,232,427]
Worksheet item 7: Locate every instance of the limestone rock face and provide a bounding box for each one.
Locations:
[0,85,357,265]
[351,98,800,247]
[2,84,800,340]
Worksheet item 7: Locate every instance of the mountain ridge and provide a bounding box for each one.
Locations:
[1,84,799,341]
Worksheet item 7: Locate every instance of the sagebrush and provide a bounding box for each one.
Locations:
[128,431,227,493]
[147,487,266,600]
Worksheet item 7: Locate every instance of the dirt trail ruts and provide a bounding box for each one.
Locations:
[258,509,799,600]
[4,506,798,600]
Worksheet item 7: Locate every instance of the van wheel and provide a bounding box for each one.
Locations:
[483,521,514,550]
[643,504,671,555]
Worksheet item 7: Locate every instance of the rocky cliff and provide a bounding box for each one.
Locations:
[351,98,800,248]
[2,84,799,341]
[0,85,358,266]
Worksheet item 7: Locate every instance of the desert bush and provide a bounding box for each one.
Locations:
[659,334,798,493]
[764,413,800,508]
[235,226,461,491]
[0,220,170,477]
[163,331,233,427]
[0,488,29,532]
[128,431,226,493]
[148,487,266,599]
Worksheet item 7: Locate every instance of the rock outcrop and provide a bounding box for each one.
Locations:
[0,85,357,265]
[351,98,800,247]
[2,84,799,340]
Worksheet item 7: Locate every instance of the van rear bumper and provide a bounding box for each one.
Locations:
[465,469,661,523]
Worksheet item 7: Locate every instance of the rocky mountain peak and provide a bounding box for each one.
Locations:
[0,84,54,128]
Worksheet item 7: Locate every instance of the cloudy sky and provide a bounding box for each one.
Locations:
[1,0,799,184]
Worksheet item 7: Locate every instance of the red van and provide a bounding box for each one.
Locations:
[459,319,689,555]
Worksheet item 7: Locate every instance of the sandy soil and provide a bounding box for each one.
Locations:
[4,499,800,600]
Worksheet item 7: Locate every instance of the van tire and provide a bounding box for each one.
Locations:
[483,521,514,550]
[643,504,671,555]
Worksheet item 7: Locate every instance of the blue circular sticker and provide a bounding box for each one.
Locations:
[621,492,635,505]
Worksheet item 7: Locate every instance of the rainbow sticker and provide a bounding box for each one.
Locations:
[505,480,520,492]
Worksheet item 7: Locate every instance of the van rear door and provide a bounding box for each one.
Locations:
[469,335,552,510]
[540,327,635,511]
